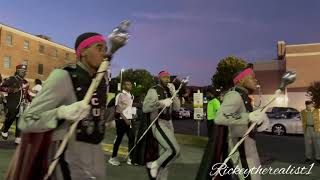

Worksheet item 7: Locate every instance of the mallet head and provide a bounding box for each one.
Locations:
[279,71,296,90]
[181,76,189,84]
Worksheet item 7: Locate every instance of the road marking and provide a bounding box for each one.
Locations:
[0,122,129,156]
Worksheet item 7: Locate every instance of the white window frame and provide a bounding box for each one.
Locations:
[38,64,44,74]
[24,40,30,49]
[53,49,58,58]
[6,34,13,45]
[4,56,11,69]
[39,44,45,54]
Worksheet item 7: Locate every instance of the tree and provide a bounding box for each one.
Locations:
[109,77,119,93]
[211,56,248,92]
[307,81,320,108]
[115,69,156,97]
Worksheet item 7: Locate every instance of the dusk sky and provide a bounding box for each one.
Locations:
[1,0,320,86]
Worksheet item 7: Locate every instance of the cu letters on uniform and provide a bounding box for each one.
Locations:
[91,92,100,117]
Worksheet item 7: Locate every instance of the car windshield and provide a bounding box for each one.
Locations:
[272,107,299,112]
[288,108,299,113]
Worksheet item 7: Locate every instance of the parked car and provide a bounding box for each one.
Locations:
[266,107,300,119]
[264,113,303,136]
[173,107,192,119]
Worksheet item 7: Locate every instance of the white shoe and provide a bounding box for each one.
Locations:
[126,158,132,165]
[108,157,120,166]
[147,162,158,178]
[15,137,21,144]
[1,132,8,140]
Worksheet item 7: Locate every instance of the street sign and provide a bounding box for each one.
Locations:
[193,90,204,120]
[194,108,204,120]
[193,90,203,108]
[193,90,204,136]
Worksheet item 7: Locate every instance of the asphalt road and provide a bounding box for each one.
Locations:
[172,119,307,163]
[1,119,319,180]
[104,127,318,180]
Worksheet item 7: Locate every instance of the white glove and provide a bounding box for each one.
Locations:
[249,110,267,125]
[167,83,176,96]
[57,100,91,122]
[159,98,173,108]
[256,116,270,132]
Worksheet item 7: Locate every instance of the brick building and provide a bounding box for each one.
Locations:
[253,41,320,110]
[0,23,76,82]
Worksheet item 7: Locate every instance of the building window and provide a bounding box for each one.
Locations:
[38,64,43,74]
[65,53,70,61]
[24,40,30,49]
[4,56,11,69]
[22,60,28,65]
[39,45,45,54]
[53,49,58,58]
[6,34,13,45]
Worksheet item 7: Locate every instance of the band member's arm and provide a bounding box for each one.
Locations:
[18,69,74,133]
[215,91,249,125]
[23,81,32,102]
[0,77,19,93]
[116,93,130,125]
[142,88,162,113]
[29,85,42,97]
[172,96,180,111]
[29,90,37,97]
[0,87,16,93]
[167,83,180,111]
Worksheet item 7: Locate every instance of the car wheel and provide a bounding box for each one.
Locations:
[272,124,286,136]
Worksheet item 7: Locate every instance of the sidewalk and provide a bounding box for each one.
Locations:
[1,124,320,179]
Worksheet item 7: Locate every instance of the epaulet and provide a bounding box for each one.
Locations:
[3,77,10,81]
[151,85,159,89]
[233,86,246,94]
[61,64,78,80]
[224,88,241,97]
[61,64,77,71]
[5,76,15,81]
[225,87,236,94]
[230,86,238,92]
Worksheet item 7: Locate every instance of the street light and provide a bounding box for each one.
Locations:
[118,68,125,91]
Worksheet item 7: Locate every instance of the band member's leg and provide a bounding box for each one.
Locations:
[111,119,127,158]
[156,167,168,180]
[15,116,21,137]
[126,123,135,159]
[1,108,18,137]
[66,140,106,180]
[149,120,180,178]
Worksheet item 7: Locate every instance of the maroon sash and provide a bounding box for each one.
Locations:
[6,131,53,180]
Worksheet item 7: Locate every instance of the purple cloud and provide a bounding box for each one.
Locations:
[132,12,196,21]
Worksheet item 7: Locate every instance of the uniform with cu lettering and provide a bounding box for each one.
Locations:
[7,32,110,180]
[15,62,108,180]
